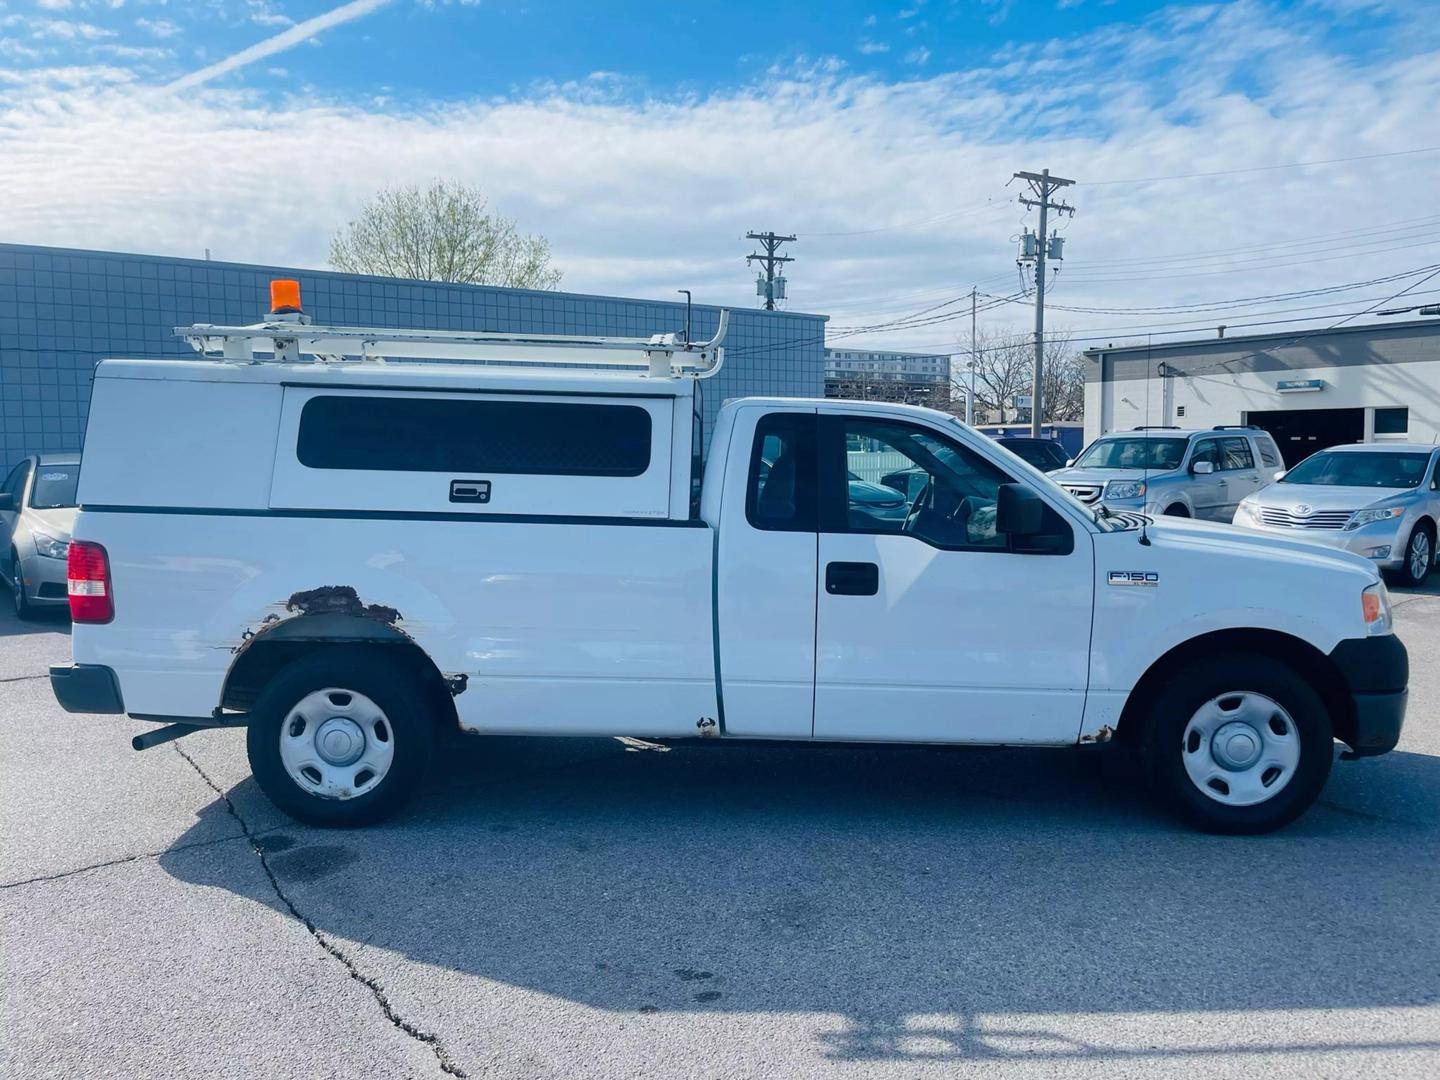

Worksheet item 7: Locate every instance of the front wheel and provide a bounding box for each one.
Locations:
[1389,524,1434,588]
[1141,653,1333,834]
[10,549,35,621]
[246,648,433,827]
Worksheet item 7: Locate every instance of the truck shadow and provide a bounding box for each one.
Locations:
[157,733,1440,1063]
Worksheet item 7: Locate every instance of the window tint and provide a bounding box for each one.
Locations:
[1220,437,1254,471]
[746,413,817,532]
[1189,439,1221,468]
[1374,407,1408,435]
[30,465,79,509]
[1257,439,1280,468]
[297,396,651,477]
[1,463,25,500]
[1281,451,1429,488]
[832,419,1013,550]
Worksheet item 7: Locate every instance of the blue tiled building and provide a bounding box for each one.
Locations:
[0,243,827,473]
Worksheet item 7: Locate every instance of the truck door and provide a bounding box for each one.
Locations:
[715,408,818,739]
[812,414,1093,745]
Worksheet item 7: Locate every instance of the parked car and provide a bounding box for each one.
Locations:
[49,292,1408,835]
[992,436,1070,474]
[1052,426,1285,521]
[0,454,79,619]
[1234,442,1440,587]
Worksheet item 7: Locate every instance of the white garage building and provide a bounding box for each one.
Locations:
[1082,319,1440,466]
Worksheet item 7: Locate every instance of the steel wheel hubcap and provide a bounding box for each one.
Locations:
[279,688,394,801]
[1182,691,1301,807]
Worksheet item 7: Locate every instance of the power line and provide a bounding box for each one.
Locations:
[1078,145,1440,187]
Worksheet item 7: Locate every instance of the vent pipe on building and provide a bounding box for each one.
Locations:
[1217,325,1226,338]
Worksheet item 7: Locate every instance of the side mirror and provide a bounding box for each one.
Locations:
[996,483,1044,536]
[1192,460,1215,475]
[1274,469,1287,481]
[0,492,13,512]
[1064,458,1075,467]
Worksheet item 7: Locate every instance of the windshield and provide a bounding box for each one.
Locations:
[1074,437,1188,471]
[1281,451,1430,489]
[29,465,79,509]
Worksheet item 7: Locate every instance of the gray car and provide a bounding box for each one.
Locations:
[0,454,79,619]
[1234,442,1440,587]
[1052,426,1286,521]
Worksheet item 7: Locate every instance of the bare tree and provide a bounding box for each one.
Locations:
[329,180,563,289]
[953,327,1085,423]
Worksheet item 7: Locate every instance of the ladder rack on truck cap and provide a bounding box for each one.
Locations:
[176,279,730,379]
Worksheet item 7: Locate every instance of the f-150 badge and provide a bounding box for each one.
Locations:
[1109,570,1159,587]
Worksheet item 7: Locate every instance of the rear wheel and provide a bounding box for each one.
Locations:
[1141,653,1332,834]
[1163,504,1189,517]
[1390,523,1434,588]
[246,648,433,827]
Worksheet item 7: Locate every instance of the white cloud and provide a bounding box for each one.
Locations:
[36,0,75,10]
[905,46,930,64]
[1,15,116,41]
[857,40,890,55]
[137,17,181,38]
[166,0,390,90]
[248,1,296,28]
[0,1,1436,354]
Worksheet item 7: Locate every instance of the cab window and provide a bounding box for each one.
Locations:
[821,417,1071,552]
[746,413,817,532]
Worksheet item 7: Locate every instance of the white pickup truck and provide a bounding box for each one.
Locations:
[50,289,1408,834]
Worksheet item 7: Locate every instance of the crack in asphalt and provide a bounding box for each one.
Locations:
[0,672,48,684]
[0,828,264,890]
[172,743,469,1080]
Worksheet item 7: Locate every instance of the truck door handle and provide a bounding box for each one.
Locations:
[826,561,879,596]
[449,479,491,503]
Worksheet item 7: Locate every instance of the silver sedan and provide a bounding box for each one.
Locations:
[1234,442,1440,587]
[0,454,79,619]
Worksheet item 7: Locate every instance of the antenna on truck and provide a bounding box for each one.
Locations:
[177,280,731,379]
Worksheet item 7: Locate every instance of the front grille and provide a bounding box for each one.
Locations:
[1064,484,1102,504]
[1258,507,1354,530]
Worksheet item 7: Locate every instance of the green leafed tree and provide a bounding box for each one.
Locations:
[329,180,563,290]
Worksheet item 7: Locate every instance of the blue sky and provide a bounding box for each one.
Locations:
[1,0,1437,350]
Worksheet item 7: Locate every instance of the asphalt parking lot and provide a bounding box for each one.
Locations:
[2,583,1438,1079]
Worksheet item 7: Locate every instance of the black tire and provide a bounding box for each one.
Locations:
[1140,652,1333,835]
[1162,505,1190,517]
[10,549,35,621]
[1389,522,1434,589]
[246,647,433,827]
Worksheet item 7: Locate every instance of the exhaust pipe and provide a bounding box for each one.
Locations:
[131,723,203,752]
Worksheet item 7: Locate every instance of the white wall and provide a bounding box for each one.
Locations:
[1088,358,1440,445]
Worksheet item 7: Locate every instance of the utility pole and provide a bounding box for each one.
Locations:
[745,231,795,311]
[966,286,977,425]
[1012,168,1075,437]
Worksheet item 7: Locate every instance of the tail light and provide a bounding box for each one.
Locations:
[67,541,114,624]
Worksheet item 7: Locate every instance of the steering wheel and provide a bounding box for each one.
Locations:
[901,478,930,534]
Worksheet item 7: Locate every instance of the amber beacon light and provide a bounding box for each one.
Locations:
[269,279,303,314]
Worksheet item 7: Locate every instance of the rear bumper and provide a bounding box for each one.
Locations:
[50,664,125,714]
[1328,635,1408,757]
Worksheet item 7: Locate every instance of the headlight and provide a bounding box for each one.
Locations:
[33,531,69,560]
[1362,582,1393,636]
[1238,499,1263,522]
[1105,480,1146,500]
[1345,506,1404,531]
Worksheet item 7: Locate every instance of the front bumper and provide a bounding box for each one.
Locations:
[1329,635,1408,757]
[1237,517,1408,568]
[16,553,69,605]
[50,664,125,714]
